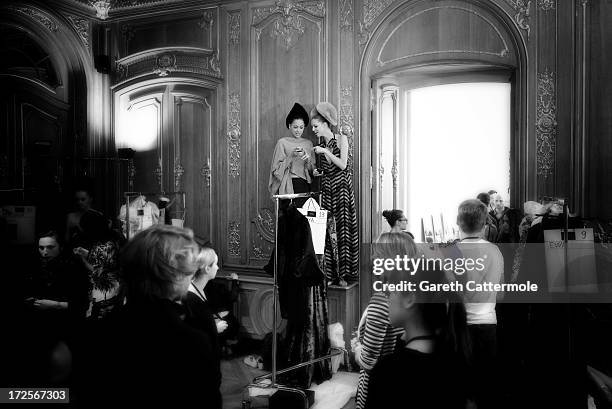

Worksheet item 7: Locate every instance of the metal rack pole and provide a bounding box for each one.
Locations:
[272,196,280,385]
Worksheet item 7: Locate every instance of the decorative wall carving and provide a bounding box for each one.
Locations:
[339,0,353,31]
[153,161,163,190]
[358,21,370,51]
[251,211,274,259]
[536,69,557,178]
[198,10,215,31]
[91,0,112,20]
[252,0,325,51]
[66,15,89,49]
[507,0,531,39]
[362,0,394,28]
[227,92,241,178]
[153,53,176,77]
[537,0,555,10]
[200,159,211,188]
[127,159,135,191]
[228,11,240,45]
[391,158,398,188]
[114,48,222,84]
[121,24,135,52]
[7,6,58,32]
[174,161,184,190]
[253,209,275,243]
[228,221,240,256]
[339,85,355,161]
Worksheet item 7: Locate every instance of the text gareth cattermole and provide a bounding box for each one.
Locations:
[372,254,486,276]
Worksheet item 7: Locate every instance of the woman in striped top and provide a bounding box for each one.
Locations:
[311,102,359,283]
[353,232,418,409]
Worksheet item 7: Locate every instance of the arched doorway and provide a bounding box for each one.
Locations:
[358,0,528,305]
[0,5,91,234]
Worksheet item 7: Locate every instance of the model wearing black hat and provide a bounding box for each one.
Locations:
[268,103,315,201]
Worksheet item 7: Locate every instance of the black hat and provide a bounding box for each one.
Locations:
[285,103,309,128]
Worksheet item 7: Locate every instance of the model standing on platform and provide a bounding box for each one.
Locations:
[268,102,315,203]
[311,102,359,281]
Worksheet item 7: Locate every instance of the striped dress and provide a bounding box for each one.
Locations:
[320,135,359,281]
[356,292,404,409]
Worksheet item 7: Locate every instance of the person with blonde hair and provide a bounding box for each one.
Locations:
[353,232,418,409]
[79,225,220,408]
[311,101,359,282]
[183,246,225,406]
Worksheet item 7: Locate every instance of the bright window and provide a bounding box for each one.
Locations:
[403,82,511,241]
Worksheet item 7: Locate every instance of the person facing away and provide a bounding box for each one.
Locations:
[454,198,504,409]
[182,247,225,399]
[78,225,220,408]
[354,232,417,409]
[364,264,471,409]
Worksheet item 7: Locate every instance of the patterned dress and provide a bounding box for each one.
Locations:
[320,135,359,281]
[86,240,122,319]
[356,292,404,409]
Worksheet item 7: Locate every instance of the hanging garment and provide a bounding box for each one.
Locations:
[118,196,160,239]
[264,204,331,388]
[298,197,328,255]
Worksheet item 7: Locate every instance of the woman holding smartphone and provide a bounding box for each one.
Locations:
[311,102,359,282]
[268,102,315,206]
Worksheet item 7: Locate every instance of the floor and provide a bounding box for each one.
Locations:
[221,356,356,409]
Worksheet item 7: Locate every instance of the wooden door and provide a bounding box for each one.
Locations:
[114,82,215,242]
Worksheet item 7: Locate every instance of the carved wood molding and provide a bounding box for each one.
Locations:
[228,11,240,45]
[227,92,241,178]
[228,221,241,257]
[252,0,325,51]
[5,5,59,32]
[507,0,531,40]
[376,6,510,66]
[253,208,275,243]
[249,288,285,334]
[66,14,90,49]
[362,0,394,29]
[537,0,555,10]
[197,10,215,31]
[536,69,557,178]
[339,0,353,31]
[340,85,355,162]
[200,159,211,188]
[114,47,222,85]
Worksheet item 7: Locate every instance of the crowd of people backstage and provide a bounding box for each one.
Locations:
[352,191,599,409]
[2,187,236,407]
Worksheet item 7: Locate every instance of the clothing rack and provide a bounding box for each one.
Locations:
[122,191,185,240]
[270,191,321,387]
[244,191,339,407]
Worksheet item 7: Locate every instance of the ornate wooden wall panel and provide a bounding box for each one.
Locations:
[248,0,326,264]
[223,5,244,264]
[586,0,611,219]
[171,91,214,242]
[113,9,218,58]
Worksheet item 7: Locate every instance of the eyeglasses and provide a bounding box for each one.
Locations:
[398,218,408,222]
